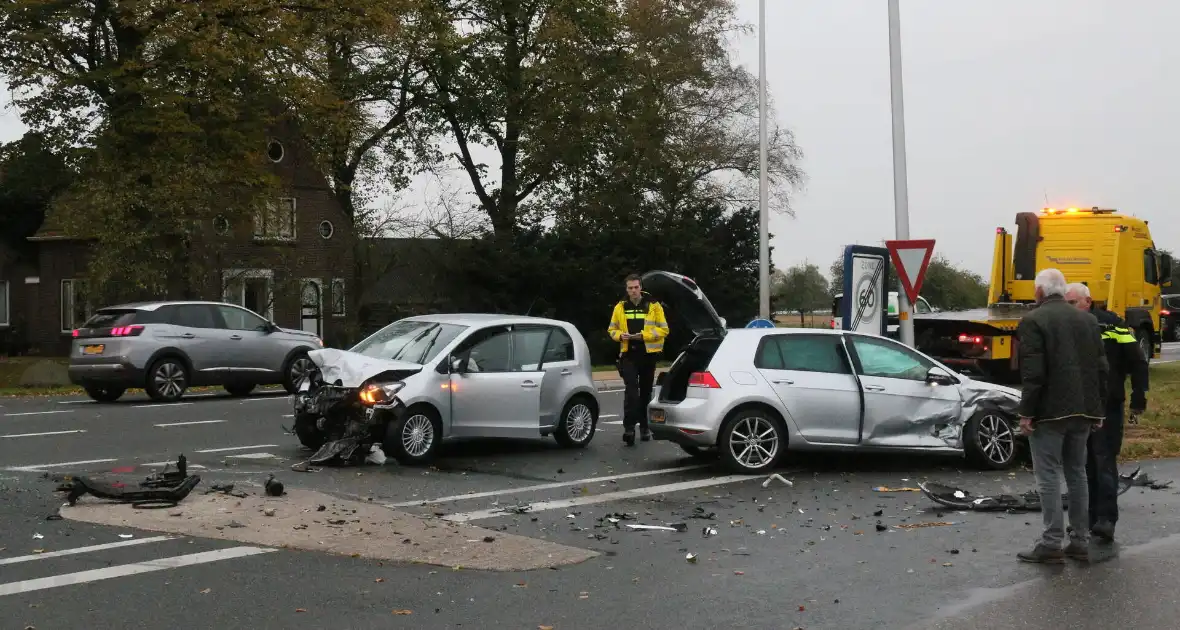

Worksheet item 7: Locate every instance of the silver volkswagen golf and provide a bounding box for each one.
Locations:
[643,271,1024,474]
[293,314,601,466]
[68,301,323,402]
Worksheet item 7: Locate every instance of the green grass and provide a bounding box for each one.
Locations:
[1120,362,1180,461]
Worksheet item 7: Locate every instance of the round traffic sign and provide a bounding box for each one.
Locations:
[746,318,776,329]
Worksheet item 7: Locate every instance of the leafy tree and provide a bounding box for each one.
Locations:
[0,132,75,256]
[773,263,829,326]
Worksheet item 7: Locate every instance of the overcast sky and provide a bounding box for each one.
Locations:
[2,1,1176,279]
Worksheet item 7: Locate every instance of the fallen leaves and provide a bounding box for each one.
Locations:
[392,609,413,615]
[199,588,211,594]
[295,608,307,613]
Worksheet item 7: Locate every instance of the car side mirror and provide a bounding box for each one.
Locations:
[926,367,956,386]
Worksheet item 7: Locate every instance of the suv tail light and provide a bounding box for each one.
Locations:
[110,325,145,336]
[687,371,721,388]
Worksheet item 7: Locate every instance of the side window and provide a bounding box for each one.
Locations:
[510,328,550,371]
[464,329,513,373]
[1145,250,1159,285]
[777,335,852,374]
[541,327,576,363]
[754,336,786,370]
[173,305,220,329]
[916,299,932,314]
[217,305,268,331]
[849,336,931,381]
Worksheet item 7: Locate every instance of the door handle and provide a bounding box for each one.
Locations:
[181,333,195,339]
[864,385,886,392]
[521,380,539,388]
[772,379,794,385]
[229,334,242,340]
[560,369,572,376]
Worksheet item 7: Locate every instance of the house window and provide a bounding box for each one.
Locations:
[0,280,9,327]
[253,198,296,240]
[223,270,274,320]
[267,139,285,163]
[60,279,90,332]
[330,278,346,317]
[319,220,334,239]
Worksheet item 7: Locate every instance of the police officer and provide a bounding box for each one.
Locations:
[1064,282,1149,542]
[607,274,670,446]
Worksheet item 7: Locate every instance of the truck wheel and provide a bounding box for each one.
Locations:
[964,408,1019,470]
[1138,327,1153,362]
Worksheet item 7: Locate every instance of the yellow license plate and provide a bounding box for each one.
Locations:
[82,344,105,355]
[650,409,666,423]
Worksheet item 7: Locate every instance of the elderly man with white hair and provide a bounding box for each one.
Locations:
[1064,281,1149,543]
[1014,268,1109,564]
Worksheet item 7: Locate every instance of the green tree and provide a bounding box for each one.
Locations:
[773,263,829,326]
[0,132,75,256]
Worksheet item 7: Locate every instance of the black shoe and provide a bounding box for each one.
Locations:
[640,428,652,442]
[1063,540,1090,561]
[623,430,635,446]
[1092,521,1115,543]
[1017,543,1065,564]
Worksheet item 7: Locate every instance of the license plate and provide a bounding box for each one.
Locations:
[650,409,666,424]
[82,344,105,355]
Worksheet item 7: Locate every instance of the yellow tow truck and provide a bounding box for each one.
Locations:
[914,207,1173,382]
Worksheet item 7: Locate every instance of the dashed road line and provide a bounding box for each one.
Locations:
[224,452,279,459]
[131,402,193,408]
[154,420,226,427]
[0,536,177,566]
[6,458,118,472]
[2,410,74,417]
[1,429,87,438]
[195,444,279,453]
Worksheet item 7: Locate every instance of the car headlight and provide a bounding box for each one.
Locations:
[359,381,404,405]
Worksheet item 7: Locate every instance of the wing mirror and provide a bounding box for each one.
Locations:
[437,355,465,374]
[926,367,956,386]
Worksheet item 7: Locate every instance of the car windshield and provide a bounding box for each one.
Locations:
[349,320,467,365]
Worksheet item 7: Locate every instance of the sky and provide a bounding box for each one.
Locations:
[2,1,1177,279]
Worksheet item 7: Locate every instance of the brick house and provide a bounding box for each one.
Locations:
[11,131,356,355]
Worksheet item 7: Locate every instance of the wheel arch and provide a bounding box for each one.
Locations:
[718,401,789,446]
[145,348,193,376]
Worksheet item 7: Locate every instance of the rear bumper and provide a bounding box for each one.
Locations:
[68,362,144,387]
[647,398,720,447]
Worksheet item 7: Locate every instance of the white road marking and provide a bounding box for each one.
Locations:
[0,536,177,566]
[441,474,764,522]
[57,400,95,405]
[600,389,624,393]
[143,462,207,469]
[7,458,117,472]
[196,444,279,453]
[602,420,623,425]
[239,396,290,403]
[132,402,194,408]
[224,452,278,459]
[386,464,710,507]
[154,420,226,427]
[600,414,619,418]
[281,414,294,418]
[0,546,277,596]
[2,410,74,417]
[0,429,87,438]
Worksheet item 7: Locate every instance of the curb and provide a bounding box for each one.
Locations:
[595,379,625,391]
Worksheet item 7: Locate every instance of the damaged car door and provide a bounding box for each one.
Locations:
[755,333,862,445]
[447,325,544,439]
[846,334,962,447]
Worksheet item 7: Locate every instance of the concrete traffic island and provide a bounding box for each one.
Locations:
[60,487,599,571]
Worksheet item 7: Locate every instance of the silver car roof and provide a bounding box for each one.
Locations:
[98,300,246,311]
[402,313,574,328]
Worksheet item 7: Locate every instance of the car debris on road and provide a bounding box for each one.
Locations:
[53,454,201,508]
[917,465,1171,512]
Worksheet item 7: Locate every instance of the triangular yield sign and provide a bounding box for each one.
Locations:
[885,239,936,305]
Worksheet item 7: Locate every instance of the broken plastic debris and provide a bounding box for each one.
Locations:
[626,524,681,532]
[685,553,698,563]
[762,473,793,488]
[118,534,133,539]
[895,522,955,530]
[873,486,920,492]
[32,533,43,540]
[365,445,387,465]
[953,490,966,499]
[703,526,718,537]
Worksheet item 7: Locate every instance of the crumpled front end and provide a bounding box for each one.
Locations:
[934,379,1022,448]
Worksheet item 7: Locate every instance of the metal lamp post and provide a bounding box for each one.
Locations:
[887,0,914,346]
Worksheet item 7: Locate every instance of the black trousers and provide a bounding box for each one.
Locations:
[618,351,656,432]
[1087,402,1125,527]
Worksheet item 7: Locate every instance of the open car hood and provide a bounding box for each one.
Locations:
[307,348,423,388]
[640,271,726,335]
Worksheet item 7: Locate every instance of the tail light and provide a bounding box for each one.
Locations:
[1163,309,1171,316]
[958,334,984,345]
[687,371,721,389]
[72,329,79,337]
[109,325,145,337]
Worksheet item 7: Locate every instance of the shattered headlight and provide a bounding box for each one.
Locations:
[358,381,404,405]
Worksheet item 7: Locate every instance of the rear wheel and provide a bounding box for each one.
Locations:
[963,408,1019,470]
[384,406,443,466]
[283,352,315,394]
[293,413,326,450]
[84,386,125,403]
[145,358,188,402]
[718,408,786,474]
[224,383,256,397]
[554,396,597,448]
[1139,327,1154,362]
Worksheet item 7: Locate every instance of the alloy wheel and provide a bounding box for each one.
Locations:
[728,415,780,470]
[566,404,594,442]
[976,413,1016,466]
[154,362,185,399]
[290,356,314,389]
[402,414,435,458]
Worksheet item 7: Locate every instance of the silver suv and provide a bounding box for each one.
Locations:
[68,301,323,402]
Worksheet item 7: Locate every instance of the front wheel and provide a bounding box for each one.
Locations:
[293,413,326,450]
[963,408,1019,470]
[384,407,443,466]
[718,409,786,474]
[85,386,126,403]
[554,397,597,448]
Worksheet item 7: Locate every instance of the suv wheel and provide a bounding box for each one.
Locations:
[283,352,315,394]
[84,386,126,403]
[146,358,189,402]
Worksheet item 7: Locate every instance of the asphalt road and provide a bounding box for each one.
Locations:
[1,345,1179,629]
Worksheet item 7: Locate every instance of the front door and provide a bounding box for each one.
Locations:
[300,280,322,336]
[448,325,543,439]
[756,333,862,445]
[846,335,962,447]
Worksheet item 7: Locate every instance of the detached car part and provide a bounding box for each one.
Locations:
[918,465,1153,512]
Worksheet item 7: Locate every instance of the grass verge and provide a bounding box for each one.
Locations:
[1121,362,1180,461]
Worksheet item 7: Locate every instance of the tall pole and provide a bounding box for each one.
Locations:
[887,0,914,346]
[758,0,770,321]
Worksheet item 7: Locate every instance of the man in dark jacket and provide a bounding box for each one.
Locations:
[1065,282,1149,542]
[1015,269,1109,564]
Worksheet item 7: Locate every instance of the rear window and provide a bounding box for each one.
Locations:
[1166,296,1180,310]
[83,309,152,328]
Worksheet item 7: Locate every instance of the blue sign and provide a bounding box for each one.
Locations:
[746,318,776,329]
[841,244,891,336]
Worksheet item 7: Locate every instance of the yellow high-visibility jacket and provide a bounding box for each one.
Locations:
[607,295,669,356]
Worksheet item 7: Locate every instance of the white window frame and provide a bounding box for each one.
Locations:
[0,280,9,327]
[330,277,346,318]
[60,278,90,333]
[222,269,275,321]
[253,197,296,241]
